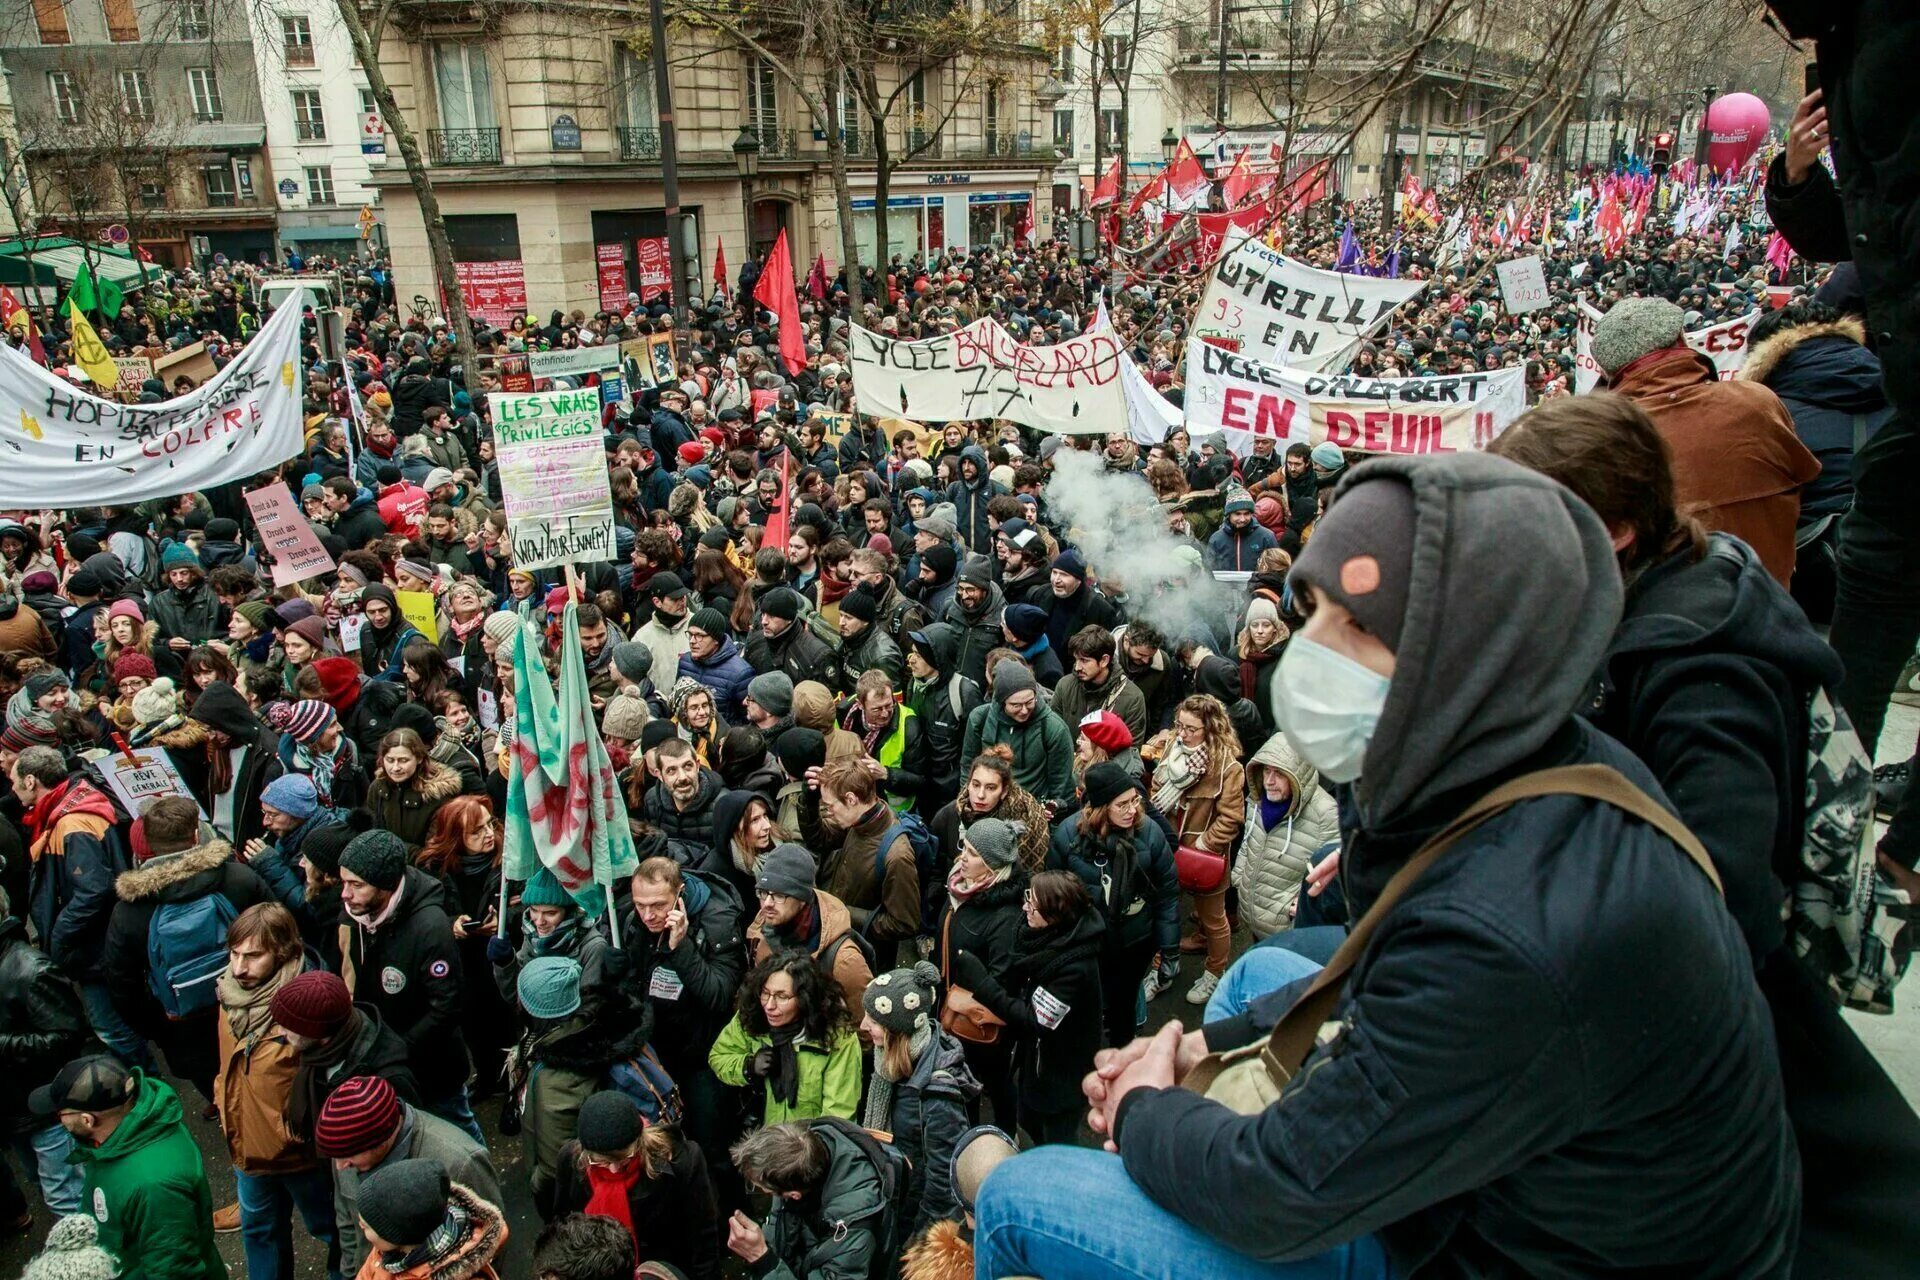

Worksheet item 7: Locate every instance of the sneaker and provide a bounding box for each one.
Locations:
[212,1203,241,1233]
[1186,970,1221,1006]
[1875,758,1912,819]
[1141,961,1175,1003]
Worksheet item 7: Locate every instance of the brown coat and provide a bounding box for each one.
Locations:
[0,602,54,658]
[819,802,922,945]
[365,759,461,850]
[216,997,315,1174]
[1146,732,1247,856]
[746,887,873,1013]
[1612,348,1820,587]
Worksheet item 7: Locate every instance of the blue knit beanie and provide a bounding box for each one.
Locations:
[517,955,582,1020]
[519,865,574,910]
[260,774,319,821]
[160,542,200,572]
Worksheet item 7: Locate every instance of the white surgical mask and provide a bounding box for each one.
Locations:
[1272,636,1391,783]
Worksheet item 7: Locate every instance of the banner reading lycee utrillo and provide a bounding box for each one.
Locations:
[0,290,309,506]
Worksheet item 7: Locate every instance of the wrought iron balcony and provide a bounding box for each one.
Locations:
[428,127,502,165]
[618,126,660,160]
[747,124,796,158]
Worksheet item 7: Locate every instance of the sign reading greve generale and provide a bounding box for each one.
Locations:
[493,387,616,569]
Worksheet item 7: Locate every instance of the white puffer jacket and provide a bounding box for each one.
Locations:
[1233,733,1340,937]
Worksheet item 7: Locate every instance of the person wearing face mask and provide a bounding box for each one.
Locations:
[977,453,1798,1280]
[546,1092,721,1280]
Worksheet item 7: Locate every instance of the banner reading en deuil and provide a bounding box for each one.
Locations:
[1574,301,1759,393]
[849,318,1129,432]
[0,290,306,507]
[1193,237,1426,372]
[1185,339,1524,456]
[493,387,616,569]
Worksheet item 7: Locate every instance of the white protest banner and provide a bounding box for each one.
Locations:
[1495,255,1550,313]
[0,291,306,506]
[1193,237,1425,372]
[1185,339,1522,456]
[97,746,204,821]
[1092,301,1179,446]
[528,345,621,380]
[493,386,616,569]
[1575,301,1759,393]
[243,480,336,586]
[849,318,1128,432]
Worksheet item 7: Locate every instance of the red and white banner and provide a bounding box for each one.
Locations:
[636,236,672,304]
[452,260,528,328]
[1575,301,1760,393]
[596,243,629,312]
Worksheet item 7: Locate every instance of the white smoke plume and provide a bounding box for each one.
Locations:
[1043,447,1238,646]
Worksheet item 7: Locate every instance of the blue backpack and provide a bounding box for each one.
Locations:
[607,1045,684,1128]
[147,893,238,1019]
[867,813,943,936]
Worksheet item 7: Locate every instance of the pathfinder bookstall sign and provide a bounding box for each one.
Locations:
[493,386,616,570]
[0,289,307,506]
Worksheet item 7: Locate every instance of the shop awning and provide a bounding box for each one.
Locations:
[0,238,151,292]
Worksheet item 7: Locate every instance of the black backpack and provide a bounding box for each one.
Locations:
[808,1117,914,1280]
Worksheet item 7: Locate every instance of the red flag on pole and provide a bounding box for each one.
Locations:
[806,253,829,302]
[1127,168,1167,218]
[1089,156,1122,208]
[0,287,47,366]
[762,450,792,551]
[1219,148,1254,209]
[712,238,729,302]
[753,229,806,376]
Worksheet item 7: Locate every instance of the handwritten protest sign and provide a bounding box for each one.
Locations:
[396,589,439,640]
[0,292,306,506]
[493,387,616,569]
[1193,239,1425,372]
[98,746,203,821]
[113,356,153,398]
[1185,340,1524,456]
[243,480,336,586]
[1574,301,1759,393]
[850,318,1129,432]
[1494,255,1550,314]
[338,614,364,652]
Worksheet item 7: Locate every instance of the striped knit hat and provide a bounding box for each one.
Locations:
[314,1075,402,1157]
[265,698,337,745]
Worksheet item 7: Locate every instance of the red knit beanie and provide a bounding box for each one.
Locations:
[1077,709,1133,754]
[270,970,353,1040]
[314,1075,401,1157]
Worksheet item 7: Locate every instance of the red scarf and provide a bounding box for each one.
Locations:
[818,574,852,608]
[583,1160,642,1249]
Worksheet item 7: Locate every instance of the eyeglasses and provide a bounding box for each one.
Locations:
[761,989,799,1005]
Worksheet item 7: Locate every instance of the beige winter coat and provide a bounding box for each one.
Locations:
[1234,734,1340,938]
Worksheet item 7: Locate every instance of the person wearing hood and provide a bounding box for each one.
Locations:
[1231,731,1338,940]
[982,454,1798,1279]
[196,517,256,573]
[998,603,1062,689]
[149,543,227,651]
[1593,297,1818,587]
[943,445,1008,554]
[950,869,1106,1145]
[1493,392,1920,1272]
[310,655,407,761]
[357,585,427,685]
[484,865,613,1005]
[351,1158,506,1280]
[338,830,478,1142]
[1208,487,1279,571]
[1041,549,1120,657]
[903,624,983,812]
[677,607,756,724]
[856,962,980,1234]
[745,588,843,691]
[937,555,1004,690]
[791,677,863,763]
[0,572,54,659]
[908,542,960,621]
[960,660,1075,806]
[100,796,271,1102]
[172,679,284,851]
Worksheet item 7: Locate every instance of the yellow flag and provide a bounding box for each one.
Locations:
[65,300,117,389]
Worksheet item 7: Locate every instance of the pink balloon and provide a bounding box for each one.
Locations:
[1706,93,1772,173]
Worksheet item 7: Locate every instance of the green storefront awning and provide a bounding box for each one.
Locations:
[0,238,152,292]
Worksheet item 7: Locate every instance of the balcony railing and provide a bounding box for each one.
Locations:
[617,126,659,160]
[747,124,796,158]
[295,119,326,141]
[428,127,502,165]
[905,125,942,158]
[961,131,1035,158]
[286,45,315,66]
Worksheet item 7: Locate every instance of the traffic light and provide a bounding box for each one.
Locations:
[1651,131,1674,175]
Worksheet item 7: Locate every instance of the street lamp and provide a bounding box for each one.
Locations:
[732,122,762,256]
[1694,84,1717,169]
[1161,127,1178,162]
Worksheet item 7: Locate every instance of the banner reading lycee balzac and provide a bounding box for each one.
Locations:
[850,319,1130,432]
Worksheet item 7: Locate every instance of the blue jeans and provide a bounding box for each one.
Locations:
[12,1125,84,1216]
[1254,924,1348,966]
[76,981,159,1072]
[1205,947,1325,1024]
[420,1084,485,1144]
[235,1165,341,1280]
[974,1145,1393,1280]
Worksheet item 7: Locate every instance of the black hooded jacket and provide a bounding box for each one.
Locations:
[955,906,1106,1117]
[616,865,747,1073]
[344,864,471,1095]
[181,681,285,851]
[640,768,726,872]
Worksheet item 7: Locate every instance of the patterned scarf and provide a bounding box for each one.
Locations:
[216,957,301,1046]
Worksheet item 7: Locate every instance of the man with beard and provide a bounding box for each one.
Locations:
[641,737,726,869]
[960,660,1075,807]
[1042,550,1120,656]
[151,544,227,655]
[938,557,1005,689]
[744,588,842,689]
[744,844,872,1014]
[633,571,693,688]
[944,445,1006,553]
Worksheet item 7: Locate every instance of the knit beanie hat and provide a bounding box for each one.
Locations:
[482,611,521,645]
[161,542,201,572]
[270,970,353,1040]
[760,588,802,622]
[1081,760,1139,810]
[260,773,319,821]
[286,615,329,651]
[339,829,408,890]
[839,587,878,625]
[1002,604,1047,646]
[266,698,337,745]
[299,814,365,877]
[22,1215,119,1280]
[314,1075,402,1157]
[602,693,649,740]
[517,955,583,1020]
[357,1159,451,1249]
[106,598,145,624]
[772,726,826,777]
[1051,549,1087,582]
[520,865,574,910]
[611,641,653,683]
[918,504,958,540]
[1309,441,1345,471]
[111,652,157,685]
[1077,709,1132,754]
[992,659,1036,710]
[1590,296,1685,375]
[963,817,1023,871]
[640,719,681,752]
[205,517,240,541]
[23,669,69,703]
[576,1091,643,1155]
[688,607,728,638]
[754,842,816,898]
[131,677,180,727]
[957,554,993,590]
[274,598,318,627]
[920,544,957,580]
[235,600,273,634]
[1245,597,1280,626]
[1223,485,1256,515]
[747,671,794,717]
[862,960,943,1036]
[1289,474,1416,654]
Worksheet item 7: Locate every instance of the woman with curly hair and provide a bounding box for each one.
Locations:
[709,951,862,1127]
[1142,693,1246,1007]
[929,746,1051,874]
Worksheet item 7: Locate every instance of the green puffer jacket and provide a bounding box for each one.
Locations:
[69,1072,224,1280]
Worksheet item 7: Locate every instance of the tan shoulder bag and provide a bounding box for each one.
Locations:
[1183,764,1722,1114]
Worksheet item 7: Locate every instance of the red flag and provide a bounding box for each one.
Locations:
[712,238,729,302]
[752,229,806,376]
[1089,156,1122,208]
[1219,149,1254,209]
[762,450,792,551]
[806,253,829,302]
[1127,168,1166,217]
[1163,140,1210,210]
[0,287,47,366]
[1013,203,1033,245]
